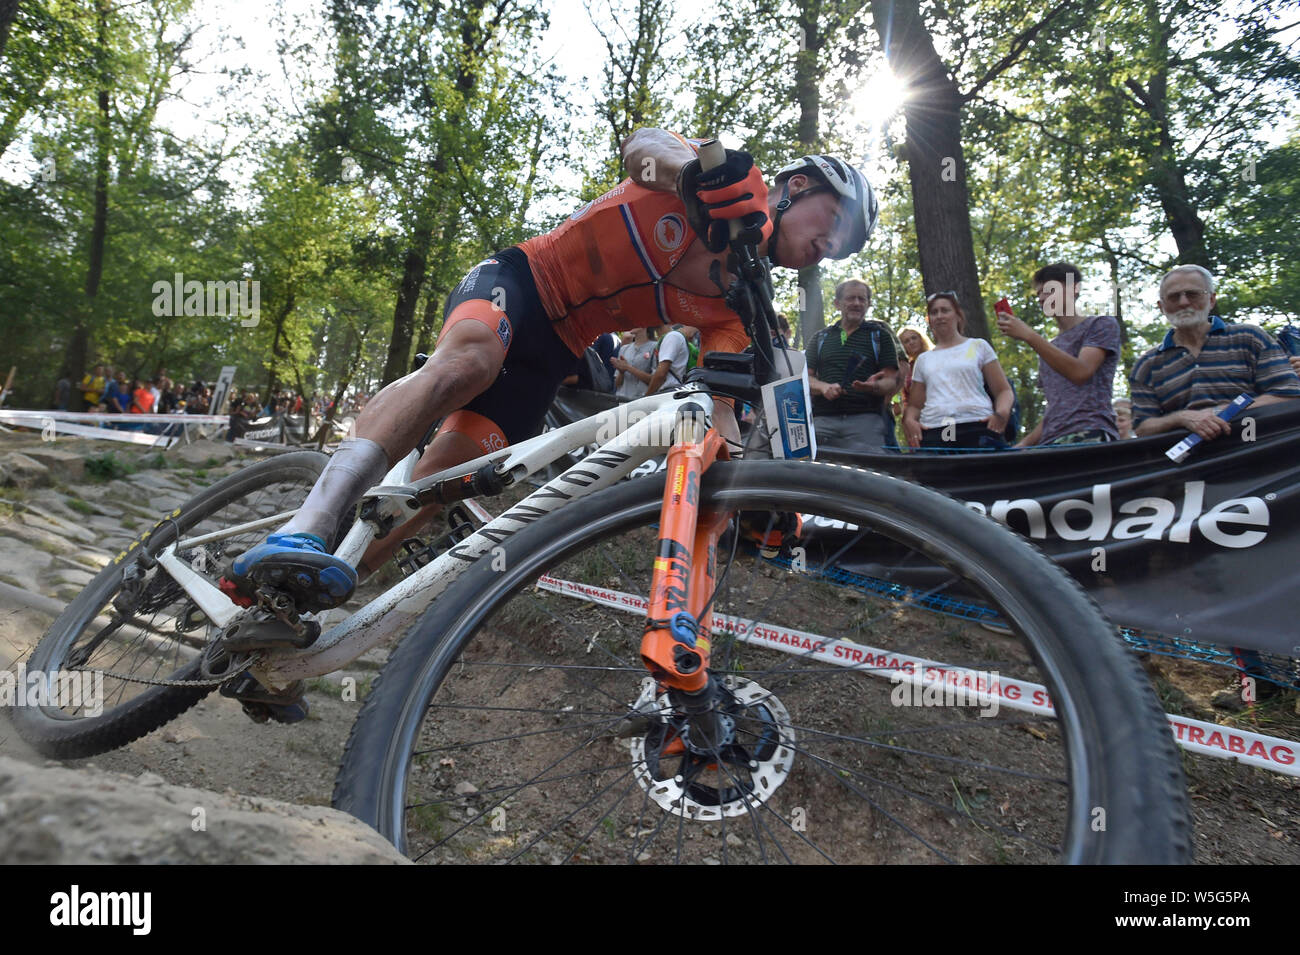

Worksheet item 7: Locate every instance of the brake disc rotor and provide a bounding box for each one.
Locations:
[627,675,796,820]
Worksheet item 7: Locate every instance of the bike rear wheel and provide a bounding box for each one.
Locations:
[333,460,1191,864]
[10,451,328,759]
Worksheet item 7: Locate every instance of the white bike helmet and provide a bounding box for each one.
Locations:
[770,155,878,264]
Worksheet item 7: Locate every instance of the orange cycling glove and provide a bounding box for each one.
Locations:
[677,149,773,253]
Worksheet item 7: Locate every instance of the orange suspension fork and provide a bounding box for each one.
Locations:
[640,419,730,693]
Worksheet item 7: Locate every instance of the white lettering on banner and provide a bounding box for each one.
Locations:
[984,482,1269,548]
[808,481,1269,549]
[535,575,1300,778]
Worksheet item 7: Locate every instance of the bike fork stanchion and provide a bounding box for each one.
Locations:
[639,406,729,700]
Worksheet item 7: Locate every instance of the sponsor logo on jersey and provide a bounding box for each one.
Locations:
[496,316,512,351]
[569,200,594,221]
[654,213,687,252]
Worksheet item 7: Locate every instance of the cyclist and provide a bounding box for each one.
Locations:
[227,131,877,619]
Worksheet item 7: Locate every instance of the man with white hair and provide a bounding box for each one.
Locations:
[1131,265,1300,710]
[1130,264,1300,440]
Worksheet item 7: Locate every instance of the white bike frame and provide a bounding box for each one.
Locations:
[154,387,715,688]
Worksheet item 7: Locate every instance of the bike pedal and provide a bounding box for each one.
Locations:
[239,701,271,724]
[223,674,310,725]
[238,698,309,724]
[218,576,255,608]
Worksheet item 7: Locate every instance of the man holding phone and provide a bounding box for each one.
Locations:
[806,278,901,449]
[996,262,1119,446]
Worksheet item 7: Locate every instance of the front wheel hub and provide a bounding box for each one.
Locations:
[627,675,795,820]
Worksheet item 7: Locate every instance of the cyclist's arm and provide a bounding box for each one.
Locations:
[621,129,695,194]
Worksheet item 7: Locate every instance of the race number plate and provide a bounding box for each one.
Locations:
[760,351,816,460]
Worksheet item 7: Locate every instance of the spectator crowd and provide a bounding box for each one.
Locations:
[555,261,1300,461]
[58,364,379,442]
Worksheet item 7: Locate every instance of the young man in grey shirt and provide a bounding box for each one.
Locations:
[996,262,1120,446]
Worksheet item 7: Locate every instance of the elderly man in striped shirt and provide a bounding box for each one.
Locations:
[1130,264,1300,440]
[1130,264,1300,711]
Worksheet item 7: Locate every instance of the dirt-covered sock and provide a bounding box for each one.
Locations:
[279,436,390,546]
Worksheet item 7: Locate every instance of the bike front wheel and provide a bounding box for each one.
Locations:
[334,460,1191,864]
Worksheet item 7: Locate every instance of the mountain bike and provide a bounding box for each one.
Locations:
[10,149,1191,865]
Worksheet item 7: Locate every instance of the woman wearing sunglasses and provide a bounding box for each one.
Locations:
[902,291,1015,451]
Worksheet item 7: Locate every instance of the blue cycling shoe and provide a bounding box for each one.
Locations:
[228,532,357,613]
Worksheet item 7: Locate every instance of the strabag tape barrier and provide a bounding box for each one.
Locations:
[535,575,1299,778]
[0,409,229,425]
[0,415,177,447]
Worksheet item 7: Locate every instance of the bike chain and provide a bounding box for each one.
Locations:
[71,652,260,688]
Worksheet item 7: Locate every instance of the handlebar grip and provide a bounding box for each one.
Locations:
[697,138,743,242]
[698,138,726,170]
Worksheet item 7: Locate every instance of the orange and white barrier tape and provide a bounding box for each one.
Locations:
[535,575,1299,777]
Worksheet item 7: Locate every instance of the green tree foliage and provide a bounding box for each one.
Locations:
[0,0,1295,423]
[1217,133,1300,322]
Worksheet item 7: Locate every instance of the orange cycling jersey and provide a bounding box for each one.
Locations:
[519,174,751,360]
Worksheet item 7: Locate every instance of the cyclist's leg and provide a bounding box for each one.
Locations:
[228,303,509,609]
[358,413,505,576]
[360,300,585,575]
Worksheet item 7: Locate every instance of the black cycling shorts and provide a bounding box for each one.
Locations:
[438,246,580,446]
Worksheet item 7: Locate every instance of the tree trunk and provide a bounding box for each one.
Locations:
[0,0,19,64]
[1130,1,1209,268]
[414,287,441,358]
[793,0,825,344]
[382,227,431,385]
[314,324,363,448]
[66,0,112,405]
[873,0,989,341]
[1145,88,1209,266]
[264,294,295,399]
[85,2,110,301]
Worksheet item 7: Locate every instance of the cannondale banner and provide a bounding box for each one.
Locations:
[817,402,1300,659]
[547,388,1299,658]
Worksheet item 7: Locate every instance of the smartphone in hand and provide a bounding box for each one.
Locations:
[842,353,865,386]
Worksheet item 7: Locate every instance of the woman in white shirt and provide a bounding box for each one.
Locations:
[902,291,1015,450]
